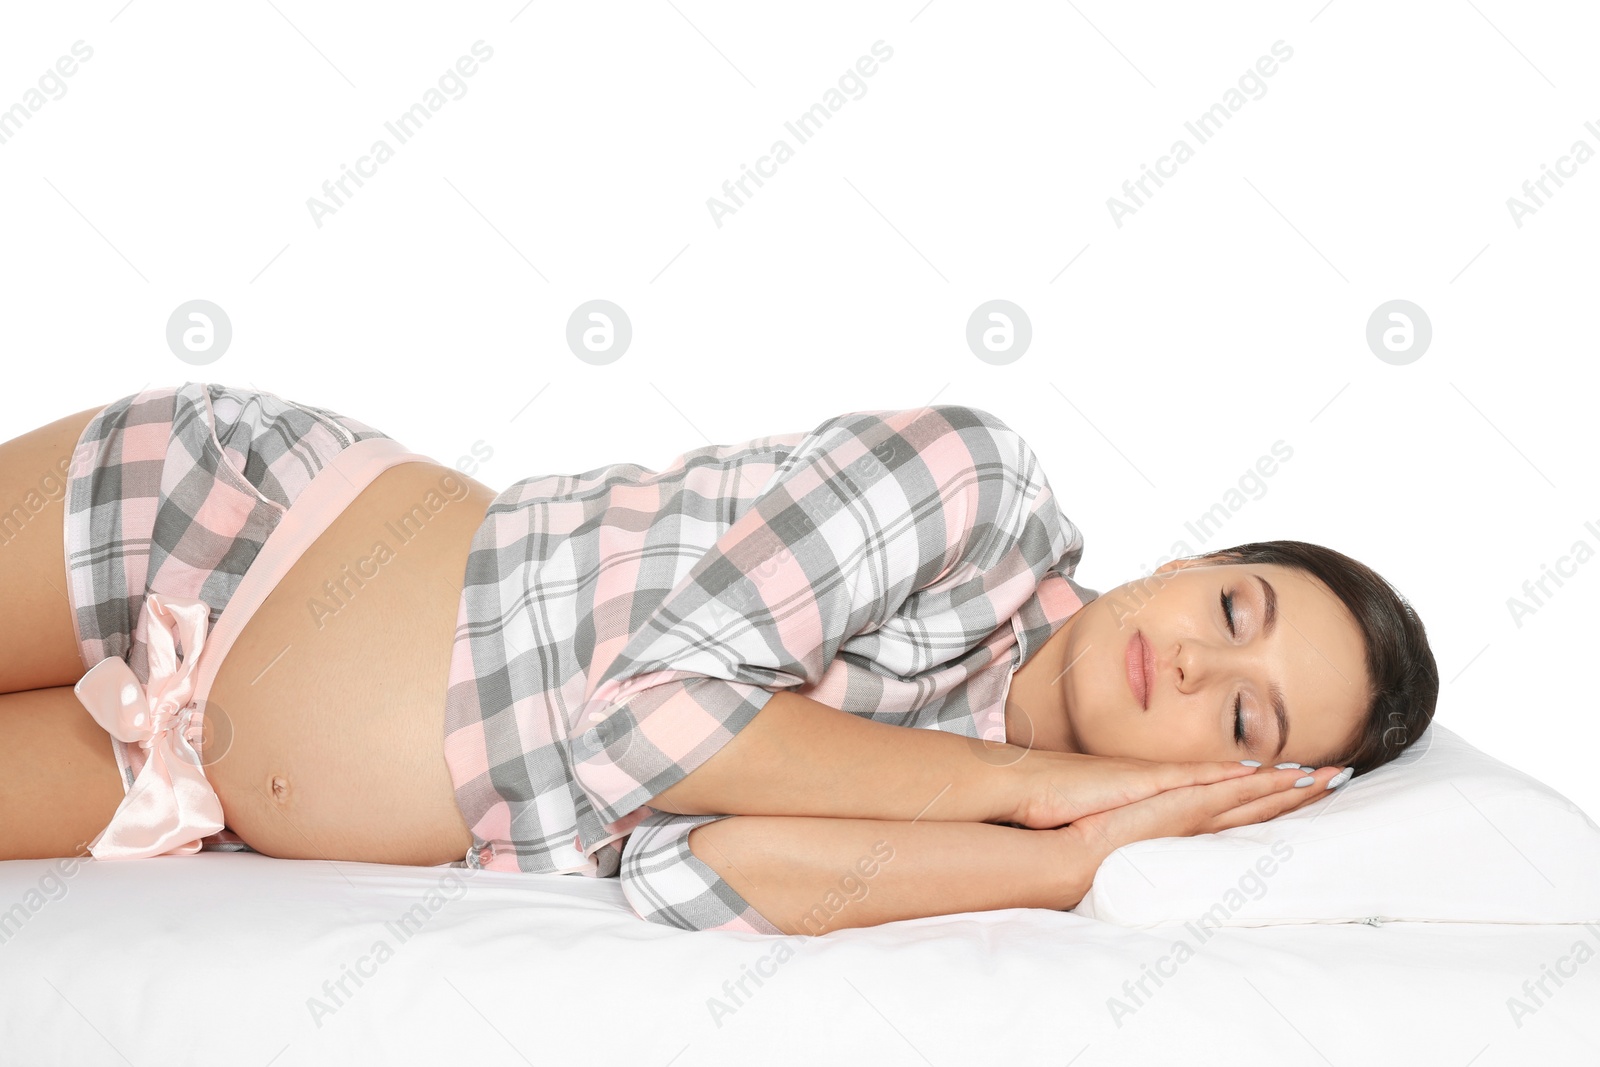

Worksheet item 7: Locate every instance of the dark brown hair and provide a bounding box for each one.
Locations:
[1187,539,1438,776]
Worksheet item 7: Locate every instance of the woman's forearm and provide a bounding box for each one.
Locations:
[647,689,1024,825]
[687,812,1094,935]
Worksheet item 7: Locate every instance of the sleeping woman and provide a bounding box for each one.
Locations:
[0,383,1438,935]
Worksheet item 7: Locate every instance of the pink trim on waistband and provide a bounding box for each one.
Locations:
[185,436,439,728]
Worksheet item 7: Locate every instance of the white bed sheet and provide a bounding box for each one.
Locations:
[2,851,1596,1065]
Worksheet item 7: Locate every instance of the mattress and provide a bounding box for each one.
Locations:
[2,850,1596,1064]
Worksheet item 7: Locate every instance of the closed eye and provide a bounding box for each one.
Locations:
[1223,590,1250,748]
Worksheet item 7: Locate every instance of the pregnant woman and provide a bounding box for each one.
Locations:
[0,383,1438,936]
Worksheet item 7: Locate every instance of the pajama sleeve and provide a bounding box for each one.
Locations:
[572,403,1079,840]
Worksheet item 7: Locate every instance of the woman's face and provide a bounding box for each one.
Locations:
[1054,558,1369,768]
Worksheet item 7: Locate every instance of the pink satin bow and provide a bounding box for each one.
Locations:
[75,591,226,859]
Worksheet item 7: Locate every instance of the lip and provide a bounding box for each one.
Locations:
[1125,631,1150,710]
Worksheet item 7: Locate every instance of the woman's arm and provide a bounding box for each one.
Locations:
[685,810,1096,935]
[681,766,1341,936]
[647,688,1023,824]
[647,687,1266,831]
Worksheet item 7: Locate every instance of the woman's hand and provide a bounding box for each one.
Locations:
[1006,750,1288,830]
[1055,763,1345,887]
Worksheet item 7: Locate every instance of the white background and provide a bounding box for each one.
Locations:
[2,4,1595,838]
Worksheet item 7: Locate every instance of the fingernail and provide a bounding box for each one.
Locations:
[1326,767,1354,790]
[1293,775,1315,787]
[1275,762,1300,770]
[1298,765,1315,773]
[1239,760,1261,767]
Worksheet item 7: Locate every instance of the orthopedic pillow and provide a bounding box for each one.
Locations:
[1072,723,1600,927]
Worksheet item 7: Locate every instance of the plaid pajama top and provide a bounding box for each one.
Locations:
[442,404,1097,930]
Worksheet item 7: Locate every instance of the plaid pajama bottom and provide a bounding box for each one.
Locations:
[618,812,783,934]
[63,381,393,852]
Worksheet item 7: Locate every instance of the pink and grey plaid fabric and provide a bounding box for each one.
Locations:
[442,404,1095,932]
[618,811,782,933]
[64,382,391,851]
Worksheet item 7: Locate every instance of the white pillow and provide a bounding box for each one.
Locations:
[1072,723,1600,926]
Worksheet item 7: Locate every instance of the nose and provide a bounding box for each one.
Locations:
[1172,638,1253,696]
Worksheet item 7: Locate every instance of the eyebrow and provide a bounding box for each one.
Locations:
[1252,573,1290,761]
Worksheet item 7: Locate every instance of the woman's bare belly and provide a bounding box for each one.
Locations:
[201,460,500,867]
